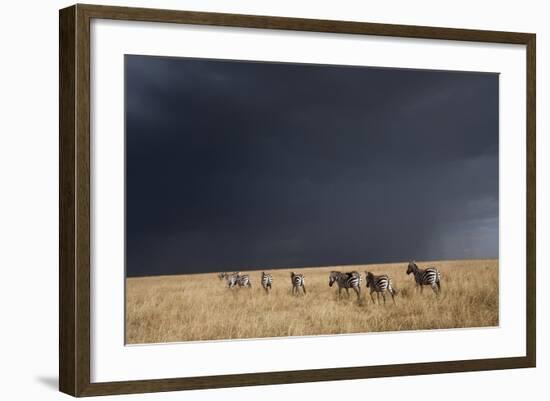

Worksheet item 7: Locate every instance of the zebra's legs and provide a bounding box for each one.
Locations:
[431,284,439,295]
[302,285,307,295]
[376,292,380,304]
[390,288,396,304]
[338,287,342,299]
[382,292,387,305]
[353,287,360,301]
[369,290,375,304]
[345,288,350,298]
[420,285,424,294]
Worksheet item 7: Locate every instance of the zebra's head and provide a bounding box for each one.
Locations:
[328,271,340,287]
[407,261,417,275]
[365,271,374,287]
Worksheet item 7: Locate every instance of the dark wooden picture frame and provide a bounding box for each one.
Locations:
[59,3,536,397]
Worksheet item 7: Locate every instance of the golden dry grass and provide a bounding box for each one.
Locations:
[126,259,498,344]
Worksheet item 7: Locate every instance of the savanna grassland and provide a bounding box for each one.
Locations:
[126,259,498,344]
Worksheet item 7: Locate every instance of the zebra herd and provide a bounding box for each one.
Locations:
[218,271,251,288]
[218,261,442,303]
[329,271,361,300]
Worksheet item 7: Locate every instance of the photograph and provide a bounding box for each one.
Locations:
[124,54,499,345]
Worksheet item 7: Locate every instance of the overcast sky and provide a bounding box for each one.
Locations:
[125,55,498,277]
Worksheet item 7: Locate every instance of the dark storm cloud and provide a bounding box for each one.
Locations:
[125,55,498,277]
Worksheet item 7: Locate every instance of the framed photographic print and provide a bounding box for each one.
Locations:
[59,4,536,397]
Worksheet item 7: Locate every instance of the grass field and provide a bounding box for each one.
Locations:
[125,259,498,344]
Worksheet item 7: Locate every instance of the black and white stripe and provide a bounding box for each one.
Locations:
[290,272,306,295]
[236,274,251,288]
[406,261,441,294]
[226,272,251,288]
[221,271,238,284]
[226,273,240,288]
[365,271,396,304]
[328,271,361,300]
[261,272,273,293]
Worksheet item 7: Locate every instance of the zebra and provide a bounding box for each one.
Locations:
[221,271,238,284]
[365,271,396,304]
[226,273,240,288]
[406,261,441,294]
[226,272,251,288]
[290,272,306,295]
[236,274,252,288]
[328,271,361,300]
[261,272,273,293]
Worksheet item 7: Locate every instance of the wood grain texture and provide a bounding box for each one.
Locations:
[59,5,76,396]
[59,3,536,397]
[78,3,533,44]
[525,35,536,367]
[75,5,91,395]
[80,356,533,396]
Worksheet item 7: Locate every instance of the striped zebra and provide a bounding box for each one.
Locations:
[220,271,238,283]
[290,272,306,295]
[328,271,361,300]
[406,261,441,294]
[261,272,273,293]
[365,271,396,304]
[226,272,251,288]
[237,274,252,288]
[226,273,240,288]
